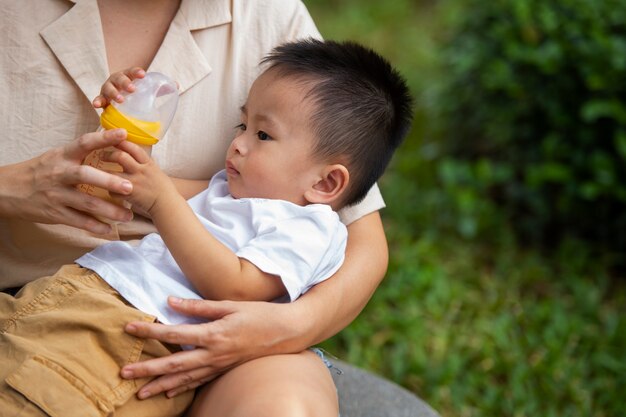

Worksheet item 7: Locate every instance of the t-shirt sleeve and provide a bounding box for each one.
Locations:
[338,183,386,225]
[235,211,347,302]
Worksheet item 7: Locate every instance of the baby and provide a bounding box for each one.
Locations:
[0,39,413,417]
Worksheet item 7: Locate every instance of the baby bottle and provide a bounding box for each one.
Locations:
[79,72,179,221]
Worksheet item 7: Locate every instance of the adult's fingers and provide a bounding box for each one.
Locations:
[48,204,113,235]
[124,321,212,347]
[164,371,216,398]
[4,129,136,231]
[62,129,136,197]
[69,163,133,196]
[122,298,297,399]
[167,297,234,320]
[64,185,133,224]
[135,364,222,399]
[64,129,127,161]
[121,346,213,379]
[121,340,235,398]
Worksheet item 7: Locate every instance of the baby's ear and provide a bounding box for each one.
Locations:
[304,164,349,207]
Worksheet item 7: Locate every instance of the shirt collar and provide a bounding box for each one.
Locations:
[180,0,232,31]
[41,0,230,101]
[66,0,232,30]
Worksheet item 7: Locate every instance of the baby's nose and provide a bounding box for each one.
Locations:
[229,136,247,155]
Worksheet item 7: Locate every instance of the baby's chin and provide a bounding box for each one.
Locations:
[226,184,253,200]
[227,185,307,206]
[227,185,241,199]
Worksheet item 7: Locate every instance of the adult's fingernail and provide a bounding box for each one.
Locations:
[121,183,133,196]
[95,224,112,235]
[123,210,134,222]
[121,368,134,379]
[169,296,182,305]
[138,390,151,399]
[121,181,132,193]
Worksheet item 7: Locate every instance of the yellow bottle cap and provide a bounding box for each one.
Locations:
[100,105,162,146]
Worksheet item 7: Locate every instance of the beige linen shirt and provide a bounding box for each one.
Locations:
[0,0,385,287]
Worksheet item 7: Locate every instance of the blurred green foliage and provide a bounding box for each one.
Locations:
[430,0,626,262]
[304,0,626,416]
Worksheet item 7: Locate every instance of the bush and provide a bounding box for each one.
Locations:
[430,0,626,266]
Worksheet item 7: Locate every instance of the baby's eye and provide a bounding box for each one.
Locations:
[235,123,247,131]
[256,131,271,141]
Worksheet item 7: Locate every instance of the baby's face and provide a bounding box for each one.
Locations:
[225,69,325,205]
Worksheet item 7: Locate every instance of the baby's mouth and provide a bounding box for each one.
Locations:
[225,160,240,175]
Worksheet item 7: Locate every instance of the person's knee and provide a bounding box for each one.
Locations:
[228,391,335,417]
[187,352,338,417]
[258,399,314,417]
[202,379,337,417]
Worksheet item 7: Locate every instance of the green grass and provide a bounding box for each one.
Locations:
[303,1,626,416]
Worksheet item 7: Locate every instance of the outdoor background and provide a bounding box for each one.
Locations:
[304,1,626,416]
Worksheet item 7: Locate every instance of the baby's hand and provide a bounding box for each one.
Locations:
[103,140,176,218]
[93,67,146,109]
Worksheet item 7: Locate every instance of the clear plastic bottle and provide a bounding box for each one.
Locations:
[79,72,179,222]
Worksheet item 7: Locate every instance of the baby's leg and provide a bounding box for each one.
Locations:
[187,350,338,417]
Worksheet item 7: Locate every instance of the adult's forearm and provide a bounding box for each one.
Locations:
[291,211,388,347]
[118,211,389,398]
[0,161,28,219]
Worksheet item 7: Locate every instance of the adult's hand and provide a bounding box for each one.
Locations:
[122,212,388,399]
[0,128,134,234]
[122,296,303,399]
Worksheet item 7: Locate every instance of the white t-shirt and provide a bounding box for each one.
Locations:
[77,170,347,325]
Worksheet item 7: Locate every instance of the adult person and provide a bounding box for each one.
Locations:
[0,1,438,416]
[1,40,414,416]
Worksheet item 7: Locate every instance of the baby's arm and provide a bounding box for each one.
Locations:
[107,141,287,301]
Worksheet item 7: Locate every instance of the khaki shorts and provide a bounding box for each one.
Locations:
[0,264,193,417]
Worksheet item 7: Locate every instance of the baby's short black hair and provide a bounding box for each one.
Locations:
[261,38,413,206]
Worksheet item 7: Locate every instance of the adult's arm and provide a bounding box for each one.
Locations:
[289,211,388,342]
[0,129,134,234]
[121,211,388,399]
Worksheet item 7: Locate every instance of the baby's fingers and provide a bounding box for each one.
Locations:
[109,67,146,96]
[93,67,146,108]
[100,147,140,174]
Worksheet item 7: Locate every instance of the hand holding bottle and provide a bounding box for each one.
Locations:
[93,67,147,109]
[102,139,179,220]
[0,128,134,234]
[80,69,180,223]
